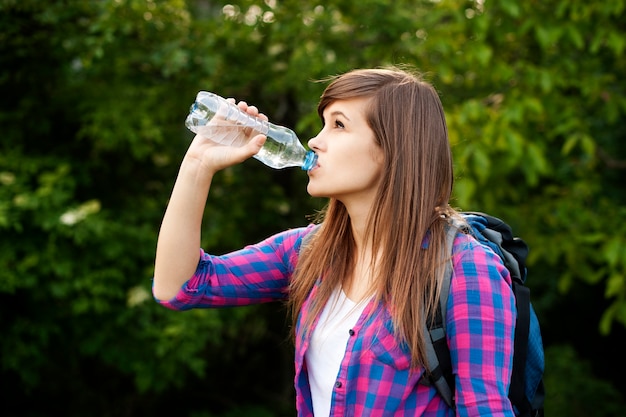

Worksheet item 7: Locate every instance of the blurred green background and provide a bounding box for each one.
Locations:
[1,0,625,416]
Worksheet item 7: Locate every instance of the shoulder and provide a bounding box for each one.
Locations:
[445,230,517,340]
[295,223,320,248]
[449,230,513,294]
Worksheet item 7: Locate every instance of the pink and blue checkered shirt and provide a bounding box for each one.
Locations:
[156,224,516,416]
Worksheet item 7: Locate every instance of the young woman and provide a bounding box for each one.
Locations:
[153,67,516,416]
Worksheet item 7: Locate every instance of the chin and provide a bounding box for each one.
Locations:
[306,184,328,198]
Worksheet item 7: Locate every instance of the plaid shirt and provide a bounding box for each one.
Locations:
[156,224,516,416]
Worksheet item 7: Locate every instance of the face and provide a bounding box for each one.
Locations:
[307,98,384,209]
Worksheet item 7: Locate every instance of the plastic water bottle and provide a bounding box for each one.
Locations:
[185,91,318,170]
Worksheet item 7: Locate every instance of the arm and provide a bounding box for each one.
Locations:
[157,225,316,310]
[447,234,517,417]
[153,100,267,301]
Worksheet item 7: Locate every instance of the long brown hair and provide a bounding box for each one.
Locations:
[289,67,457,369]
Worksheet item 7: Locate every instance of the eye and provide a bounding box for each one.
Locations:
[334,119,345,129]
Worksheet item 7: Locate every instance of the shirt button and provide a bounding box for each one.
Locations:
[348,329,355,336]
[335,381,342,388]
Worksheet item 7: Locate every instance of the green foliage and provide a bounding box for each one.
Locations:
[1,0,625,415]
[544,344,625,416]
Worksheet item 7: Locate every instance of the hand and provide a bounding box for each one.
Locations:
[186,99,268,174]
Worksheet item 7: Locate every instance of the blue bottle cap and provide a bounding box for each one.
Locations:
[301,150,318,171]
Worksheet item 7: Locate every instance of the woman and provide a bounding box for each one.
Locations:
[153,67,516,416]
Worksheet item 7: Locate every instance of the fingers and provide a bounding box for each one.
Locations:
[244,105,269,122]
[227,98,269,121]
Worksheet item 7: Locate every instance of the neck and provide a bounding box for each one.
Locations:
[344,223,380,303]
[345,203,372,249]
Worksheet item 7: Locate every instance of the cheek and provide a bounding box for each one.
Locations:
[349,151,384,186]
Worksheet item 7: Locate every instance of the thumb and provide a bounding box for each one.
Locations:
[231,134,266,164]
[246,134,266,156]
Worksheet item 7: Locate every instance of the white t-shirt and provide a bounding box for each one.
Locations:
[305,287,368,417]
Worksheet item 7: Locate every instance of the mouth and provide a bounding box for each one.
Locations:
[308,162,320,173]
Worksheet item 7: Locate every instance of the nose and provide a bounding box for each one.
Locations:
[308,132,322,151]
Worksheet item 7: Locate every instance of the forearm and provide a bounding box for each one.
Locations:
[153,156,215,300]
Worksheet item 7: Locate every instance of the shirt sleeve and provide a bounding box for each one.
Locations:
[447,233,517,417]
[155,224,317,310]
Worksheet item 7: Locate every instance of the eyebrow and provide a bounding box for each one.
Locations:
[327,110,351,121]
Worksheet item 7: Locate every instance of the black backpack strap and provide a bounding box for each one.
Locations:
[509,281,532,417]
[423,220,460,409]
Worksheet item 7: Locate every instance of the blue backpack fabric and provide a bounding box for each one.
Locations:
[424,212,545,417]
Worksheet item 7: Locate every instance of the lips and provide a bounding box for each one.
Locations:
[306,157,320,171]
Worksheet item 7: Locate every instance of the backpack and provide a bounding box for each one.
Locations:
[424,212,545,417]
